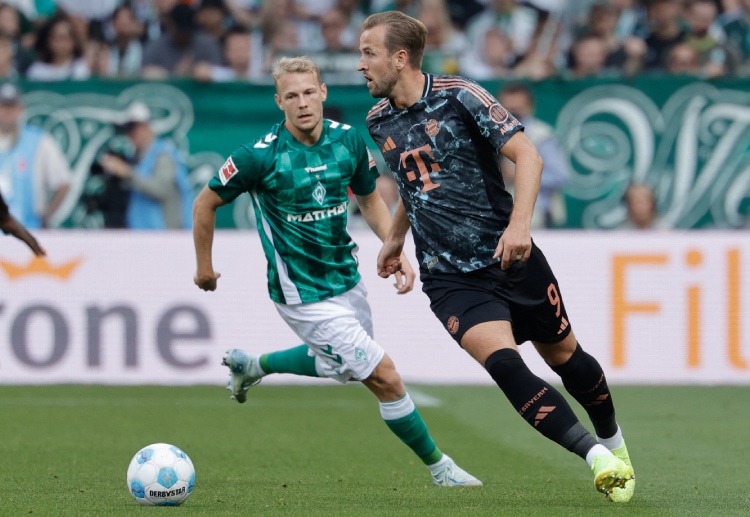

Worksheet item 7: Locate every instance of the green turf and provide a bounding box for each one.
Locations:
[1,384,747,516]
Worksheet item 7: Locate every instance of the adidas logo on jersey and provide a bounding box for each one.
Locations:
[381,136,396,153]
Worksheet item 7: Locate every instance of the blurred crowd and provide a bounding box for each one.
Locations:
[0,0,749,84]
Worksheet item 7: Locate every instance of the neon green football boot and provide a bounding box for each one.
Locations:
[608,441,635,502]
[591,454,635,502]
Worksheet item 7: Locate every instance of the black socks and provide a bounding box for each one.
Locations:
[485,348,598,459]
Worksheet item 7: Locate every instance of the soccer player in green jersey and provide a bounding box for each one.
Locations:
[0,190,45,256]
[192,56,481,487]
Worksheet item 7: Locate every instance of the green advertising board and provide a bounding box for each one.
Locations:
[15,76,750,230]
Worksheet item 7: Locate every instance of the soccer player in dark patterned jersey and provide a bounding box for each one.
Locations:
[0,190,45,256]
[192,56,480,486]
[358,11,635,502]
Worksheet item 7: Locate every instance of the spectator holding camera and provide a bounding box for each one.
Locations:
[99,102,194,229]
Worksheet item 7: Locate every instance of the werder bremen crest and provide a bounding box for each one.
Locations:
[312,181,326,205]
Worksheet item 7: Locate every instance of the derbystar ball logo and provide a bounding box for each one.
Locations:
[0,256,83,281]
[219,157,238,185]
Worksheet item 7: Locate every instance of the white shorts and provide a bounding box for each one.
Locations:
[274,280,385,383]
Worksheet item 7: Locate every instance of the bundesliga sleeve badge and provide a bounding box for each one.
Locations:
[219,157,238,185]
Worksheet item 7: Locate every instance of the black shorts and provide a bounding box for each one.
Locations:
[421,241,571,346]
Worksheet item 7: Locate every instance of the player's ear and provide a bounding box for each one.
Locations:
[320,83,328,102]
[395,49,407,70]
[274,93,283,111]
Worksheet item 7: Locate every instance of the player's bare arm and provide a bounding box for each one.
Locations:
[356,190,414,294]
[377,199,411,279]
[494,132,543,270]
[192,185,224,291]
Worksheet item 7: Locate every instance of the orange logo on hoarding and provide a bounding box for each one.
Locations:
[0,256,83,280]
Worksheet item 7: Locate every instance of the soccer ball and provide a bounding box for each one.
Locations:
[126,443,195,506]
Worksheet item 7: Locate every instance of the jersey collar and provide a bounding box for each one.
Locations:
[421,73,432,99]
[388,73,432,111]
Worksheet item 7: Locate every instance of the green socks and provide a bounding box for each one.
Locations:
[380,394,443,465]
[260,345,319,377]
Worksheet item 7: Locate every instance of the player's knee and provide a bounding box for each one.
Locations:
[363,354,404,400]
[535,332,578,366]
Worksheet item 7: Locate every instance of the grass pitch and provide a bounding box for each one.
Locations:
[1,384,747,516]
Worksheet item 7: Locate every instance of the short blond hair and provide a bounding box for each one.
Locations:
[272,56,322,87]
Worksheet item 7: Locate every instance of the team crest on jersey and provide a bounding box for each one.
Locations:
[489,103,510,124]
[425,119,440,137]
[219,157,238,185]
[312,181,326,206]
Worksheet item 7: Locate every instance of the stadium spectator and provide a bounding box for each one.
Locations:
[418,0,469,75]
[298,5,362,83]
[721,0,750,70]
[141,3,223,79]
[129,0,183,42]
[193,25,264,81]
[642,0,686,71]
[567,33,614,77]
[96,4,144,78]
[260,13,300,75]
[222,0,263,31]
[0,83,72,229]
[666,42,702,73]
[464,0,539,66]
[621,182,670,229]
[334,0,368,37]
[461,26,515,79]
[193,56,482,488]
[196,0,231,41]
[0,34,17,78]
[319,6,356,51]
[0,2,34,75]
[276,0,328,51]
[610,0,649,41]
[25,12,91,80]
[99,102,193,229]
[683,0,732,77]
[578,1,647,76]
[0,189,45,255]
[499,83,568,228]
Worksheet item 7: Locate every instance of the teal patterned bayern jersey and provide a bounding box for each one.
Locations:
[209,119,378,304]
[366,74,524,275]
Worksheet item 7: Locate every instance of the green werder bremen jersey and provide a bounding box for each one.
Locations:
[209,119,378,305]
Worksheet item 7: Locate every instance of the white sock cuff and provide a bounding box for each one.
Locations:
[379,393,416,421]
[596,425,623,450]
[585,444,612,467]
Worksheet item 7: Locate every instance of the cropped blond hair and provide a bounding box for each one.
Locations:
[272,56,322,87]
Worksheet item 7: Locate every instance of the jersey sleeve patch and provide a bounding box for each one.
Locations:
[219,156,239,185]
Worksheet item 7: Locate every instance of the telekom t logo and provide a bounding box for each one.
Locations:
[400,144,441,193]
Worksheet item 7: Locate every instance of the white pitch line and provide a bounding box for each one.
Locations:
[407,388,442,407]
